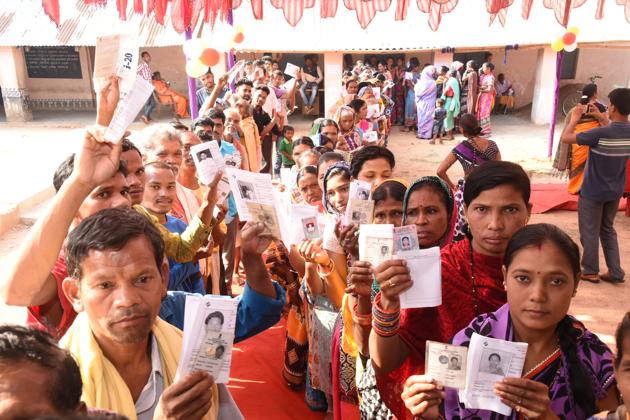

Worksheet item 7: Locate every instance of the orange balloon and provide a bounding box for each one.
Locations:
[233,32,245,44]
[200,48,220,67]
[562,32,576,45]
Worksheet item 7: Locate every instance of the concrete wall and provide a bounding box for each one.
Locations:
[562,47,630,102]
[484,47,539,109]
[26,47,94,103]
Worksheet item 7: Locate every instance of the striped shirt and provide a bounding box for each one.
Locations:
[137,61,152,81]
[577,122,630,201]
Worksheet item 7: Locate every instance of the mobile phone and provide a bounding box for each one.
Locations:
[579,95,589,105]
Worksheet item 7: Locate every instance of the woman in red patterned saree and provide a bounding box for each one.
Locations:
[369,161,532,419]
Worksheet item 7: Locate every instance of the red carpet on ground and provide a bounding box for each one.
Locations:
[228,319,327,420]
[530,183,627,214]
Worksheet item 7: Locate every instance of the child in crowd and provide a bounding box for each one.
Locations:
[278,125,296,169]
[431,98,447,144]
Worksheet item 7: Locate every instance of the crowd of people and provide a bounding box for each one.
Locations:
[0,53,629,420]
[327,53,515,146]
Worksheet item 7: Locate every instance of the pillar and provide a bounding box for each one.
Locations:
[531,47,557,125]
[323,52,343,117]
[0,47,32,122]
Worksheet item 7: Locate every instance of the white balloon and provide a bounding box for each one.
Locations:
[183,39,206,59]
[564,41,578,52]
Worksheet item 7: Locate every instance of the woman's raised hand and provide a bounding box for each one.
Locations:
[373,259,413,311]
[345,260,373,297]
[297,239,330,266]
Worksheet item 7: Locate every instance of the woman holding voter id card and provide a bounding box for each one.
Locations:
[402,224,619,419]
[370,161,532,419]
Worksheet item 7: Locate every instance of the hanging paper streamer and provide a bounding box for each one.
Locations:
[503,44,519,64]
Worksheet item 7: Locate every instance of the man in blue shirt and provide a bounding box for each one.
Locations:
[561,88,630,284]
[141,158,285,340]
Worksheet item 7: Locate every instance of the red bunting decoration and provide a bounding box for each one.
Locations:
[270,0,316,26]
[543,0,586,27]
[133,0,143,13]
[344,0,392,29]
[321,0,339,18]
[417,0,458,32]
[42,0,60,25]
[37,0,627,31]
[487,0,514,26]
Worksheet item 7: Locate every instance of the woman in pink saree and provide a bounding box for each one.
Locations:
[476,62,496,136]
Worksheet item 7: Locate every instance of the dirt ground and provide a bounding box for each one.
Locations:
[0,112,628,347]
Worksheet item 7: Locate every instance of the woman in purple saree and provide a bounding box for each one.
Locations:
[415,65,438,139]
[401,224,619,419]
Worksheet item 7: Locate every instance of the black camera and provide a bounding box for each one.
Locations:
[579,95,589,105]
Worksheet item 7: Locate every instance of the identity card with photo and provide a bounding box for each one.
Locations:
[460,333,528,416]
[177,295,238,383]
[190,142,230,204]
[225,167,275,221]
[396,246,441,309]
[290,204,322,244]
[344,180,374,225]
[425,341,468,390]
[393,225,419,253]
[359,224,394,268]
[245,201,282,239]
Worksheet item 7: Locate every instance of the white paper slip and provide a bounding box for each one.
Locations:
[177,295,239,383]
[225,167,275,221]
[372,87,381,99]
[396,246,441,309]
[282,78,297,92]
[460,333,528,416]
[245,201,282,239]
[93,34,139,94]
[227,60,246,84]
[104,77,154,143]
[367,104,381,119]
[280,167,298,190]
[394,225,419,253]
[290,204,322,244]
[359,224,394,267]
[425,341,468,390]
[363,131,378,143]
[284,63,301,79]
[404,71,414,81]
